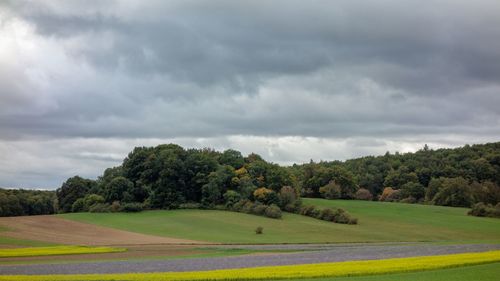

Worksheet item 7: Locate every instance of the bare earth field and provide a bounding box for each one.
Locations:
[0,215,203,246]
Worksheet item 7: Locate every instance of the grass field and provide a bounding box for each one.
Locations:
[1,250,499,281]
[61,199,500,244]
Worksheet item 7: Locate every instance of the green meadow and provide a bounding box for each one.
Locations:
[61,199,500,244]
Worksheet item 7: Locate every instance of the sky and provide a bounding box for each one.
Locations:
[1,0,500,189]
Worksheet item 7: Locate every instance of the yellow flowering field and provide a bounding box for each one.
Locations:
[0,246,126,258]
[0,250,499,281]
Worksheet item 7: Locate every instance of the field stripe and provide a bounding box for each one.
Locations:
[0,246,125,258]
[1,250,500,280]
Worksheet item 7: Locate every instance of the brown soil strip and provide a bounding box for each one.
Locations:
[0,215,203,246]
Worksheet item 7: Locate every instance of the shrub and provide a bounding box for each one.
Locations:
[251,203,268,216]
[348,217,358,224]
[231,199,248,212]
[89,203,111,213]
[400,182,425,201]
[283,199,302,213]
[387,189,402,202]
[241,200,255,213]
[213,204,227,211]
[71,198,86,212]
[355,188,373,201]
[223,190,241,208]
[469,202,489,217]
[297,205,357,224]
[255,226,263,234]
[379,187,402,202]
[432,177,473,207]
[120,202,143,212]
[299,205,317,216]
[468,202,500,218]
[230,199,282,219]
[265,204,282,219]
[279,186,298,208]
[253,187,280,205]
[319,208,335,221]
[379,187,394,201]
[333,209,352,224]
[83,194,105,208]
[110,201,121,212]
[400,197,417,204]
[319,181,342,199]
[71,194,105,213]
[310,208,321,219]
[179,203,201,209]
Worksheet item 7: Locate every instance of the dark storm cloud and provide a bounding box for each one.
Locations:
[1,0,500,187]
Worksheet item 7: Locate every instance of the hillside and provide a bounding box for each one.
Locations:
[61,199,500,244]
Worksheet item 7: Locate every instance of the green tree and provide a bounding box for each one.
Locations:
[56,176,95,213]
[400,182,425,201]
[201,165,235,206]
[433,177,473,207]
[219,149,245,168]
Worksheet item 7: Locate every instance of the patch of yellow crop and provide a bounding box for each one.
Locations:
[0,246,125,258]
[0,250,499,281]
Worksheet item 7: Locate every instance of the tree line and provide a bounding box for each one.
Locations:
[290,142,500,217]
[0,189,56,217]
[1,142,499,218]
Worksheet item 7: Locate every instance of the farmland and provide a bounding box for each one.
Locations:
[60,199,500,244]
[1,250,500,281]
[1,200,500,281]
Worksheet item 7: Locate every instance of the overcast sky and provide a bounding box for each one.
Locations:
[1,0,500,189]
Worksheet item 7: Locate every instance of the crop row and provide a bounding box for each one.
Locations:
[1,250,500,281]
[0,246,126,258]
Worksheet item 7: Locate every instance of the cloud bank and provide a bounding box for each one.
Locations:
[1,0,499,188]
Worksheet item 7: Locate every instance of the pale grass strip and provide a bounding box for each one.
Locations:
[0,246,125,258]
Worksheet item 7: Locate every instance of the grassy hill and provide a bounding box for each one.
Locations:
[61,199,500,244]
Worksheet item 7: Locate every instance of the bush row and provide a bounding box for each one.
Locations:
[87,201,144,213]
[230,199,282,219]
[297,205,358,224]
[468,202,500,218]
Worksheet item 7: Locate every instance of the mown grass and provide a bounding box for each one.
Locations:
[304,198,500,243]
[0,246,126,258]
[284,261,500,281]
[0,250,499,281]
[61,199,500,243]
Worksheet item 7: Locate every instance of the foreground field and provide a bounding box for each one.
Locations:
[1,250,499,281]
[285,262,500,281]
[2,243,499,274]
[61,199,500,244]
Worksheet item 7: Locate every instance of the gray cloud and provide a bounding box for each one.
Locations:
[0,0,499,187]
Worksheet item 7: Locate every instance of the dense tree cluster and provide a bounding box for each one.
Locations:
[292,142,500,211]
[3,142,498,219]
[0,189,56,217]
[54,144,302,219]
